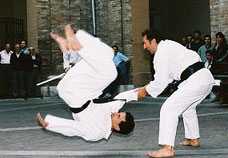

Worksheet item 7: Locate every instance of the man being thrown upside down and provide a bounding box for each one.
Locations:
[37,25,137,141]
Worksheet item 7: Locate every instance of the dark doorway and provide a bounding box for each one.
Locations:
[0,0,27,50]
[149,0,210,42]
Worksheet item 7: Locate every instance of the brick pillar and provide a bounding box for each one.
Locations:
[131,0,151,85]
[210,0,228,44]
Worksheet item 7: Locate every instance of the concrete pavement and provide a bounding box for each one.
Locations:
[0,96,228,158]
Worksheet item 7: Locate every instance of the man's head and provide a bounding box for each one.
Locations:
[194,30,201,40]
[5,43,11,53]
[206,50,214,62]
[111,112,135,135]
[14,44,21,53]
[112,45,119,54]
[142,29,162,54]
[204,35,211,46]
[29,47,35,55]
[187,34,193,44]
[21,40,27,48]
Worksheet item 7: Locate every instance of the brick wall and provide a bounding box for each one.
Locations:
[37,0,133,81]
[210,0,228,44]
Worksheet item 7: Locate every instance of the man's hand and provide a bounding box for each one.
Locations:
[136,87,148,100]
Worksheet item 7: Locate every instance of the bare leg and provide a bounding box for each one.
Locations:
[64,25,82,51]
[37,113,49,128]
[50,32,68,52]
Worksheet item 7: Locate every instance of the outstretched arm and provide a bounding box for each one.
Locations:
[135,86,148,100]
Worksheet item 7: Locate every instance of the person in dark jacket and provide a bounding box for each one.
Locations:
[26,47,42,97]
[10,44,28,99]
[213,32,228,61]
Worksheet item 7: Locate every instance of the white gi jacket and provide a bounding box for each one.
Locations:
[45,30,138,141]
[145,40,215,98]
[45,89,137,141]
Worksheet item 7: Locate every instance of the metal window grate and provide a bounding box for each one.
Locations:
[0,17,24,50]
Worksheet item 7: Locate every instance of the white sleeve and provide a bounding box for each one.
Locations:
[109,89,138,112]
[45,115,104,141]
[145,52,171,98]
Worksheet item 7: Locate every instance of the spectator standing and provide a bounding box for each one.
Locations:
[204,50,215,71]
[192,30,204,52]
[0,43,13,97]
[26,47,42,97]
[10,44,28,99]
[213,32,228,61]
[101,45,129,98]
[180,36,187,47]
[112,45,129,81]
[198,35,213,62]
[21,40,29,55]
[186,34,194,50]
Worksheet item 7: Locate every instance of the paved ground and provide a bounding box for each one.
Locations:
[0,96,228,158]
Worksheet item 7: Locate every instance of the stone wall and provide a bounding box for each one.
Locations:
[37,0,93,76]
[210,0,228,44]
[37,0,133,81]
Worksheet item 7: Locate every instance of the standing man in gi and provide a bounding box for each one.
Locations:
[137,29,215,157]
[37,25,136,141]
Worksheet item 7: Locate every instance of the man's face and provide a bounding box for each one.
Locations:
[142,35,157,54]
[112,47,118,53]
[206,53,213,61]
[21,41,26,48]
[204,37,211,45]
[187,36,193,43]
[111,112,126,131]
[29,47,35,54]
[15,44,20,53]
[5,44,11,52]
[194,33,200,40]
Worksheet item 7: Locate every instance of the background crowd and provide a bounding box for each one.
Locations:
[0,30,227,101]
[0,40,42,99]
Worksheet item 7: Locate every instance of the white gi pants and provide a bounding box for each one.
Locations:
[158,68,215,146]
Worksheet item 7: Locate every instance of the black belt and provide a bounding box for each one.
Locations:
[69,97,126,113]
[69,100,91,113]
[180,62,204,82]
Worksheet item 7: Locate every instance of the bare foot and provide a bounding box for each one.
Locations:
[180,139,200,147]
[64,25,82,51]
[37,113,49,128]
[50,32,68,52]
[147,145,174,158]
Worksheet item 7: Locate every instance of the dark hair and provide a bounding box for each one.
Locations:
[204,35,211,40]
[194,30,201,35]
[21,40,27,44]
[113,112,135,135]
[216,32,227,44]
[205,50,214,56]
[112,45,118,50]
[142,29,162,43]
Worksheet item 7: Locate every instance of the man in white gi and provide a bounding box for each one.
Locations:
[137,30,215,157]
[37,25,136,141]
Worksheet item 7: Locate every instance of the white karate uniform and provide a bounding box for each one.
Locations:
[145,40,215,146]
[45,30,138,141]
